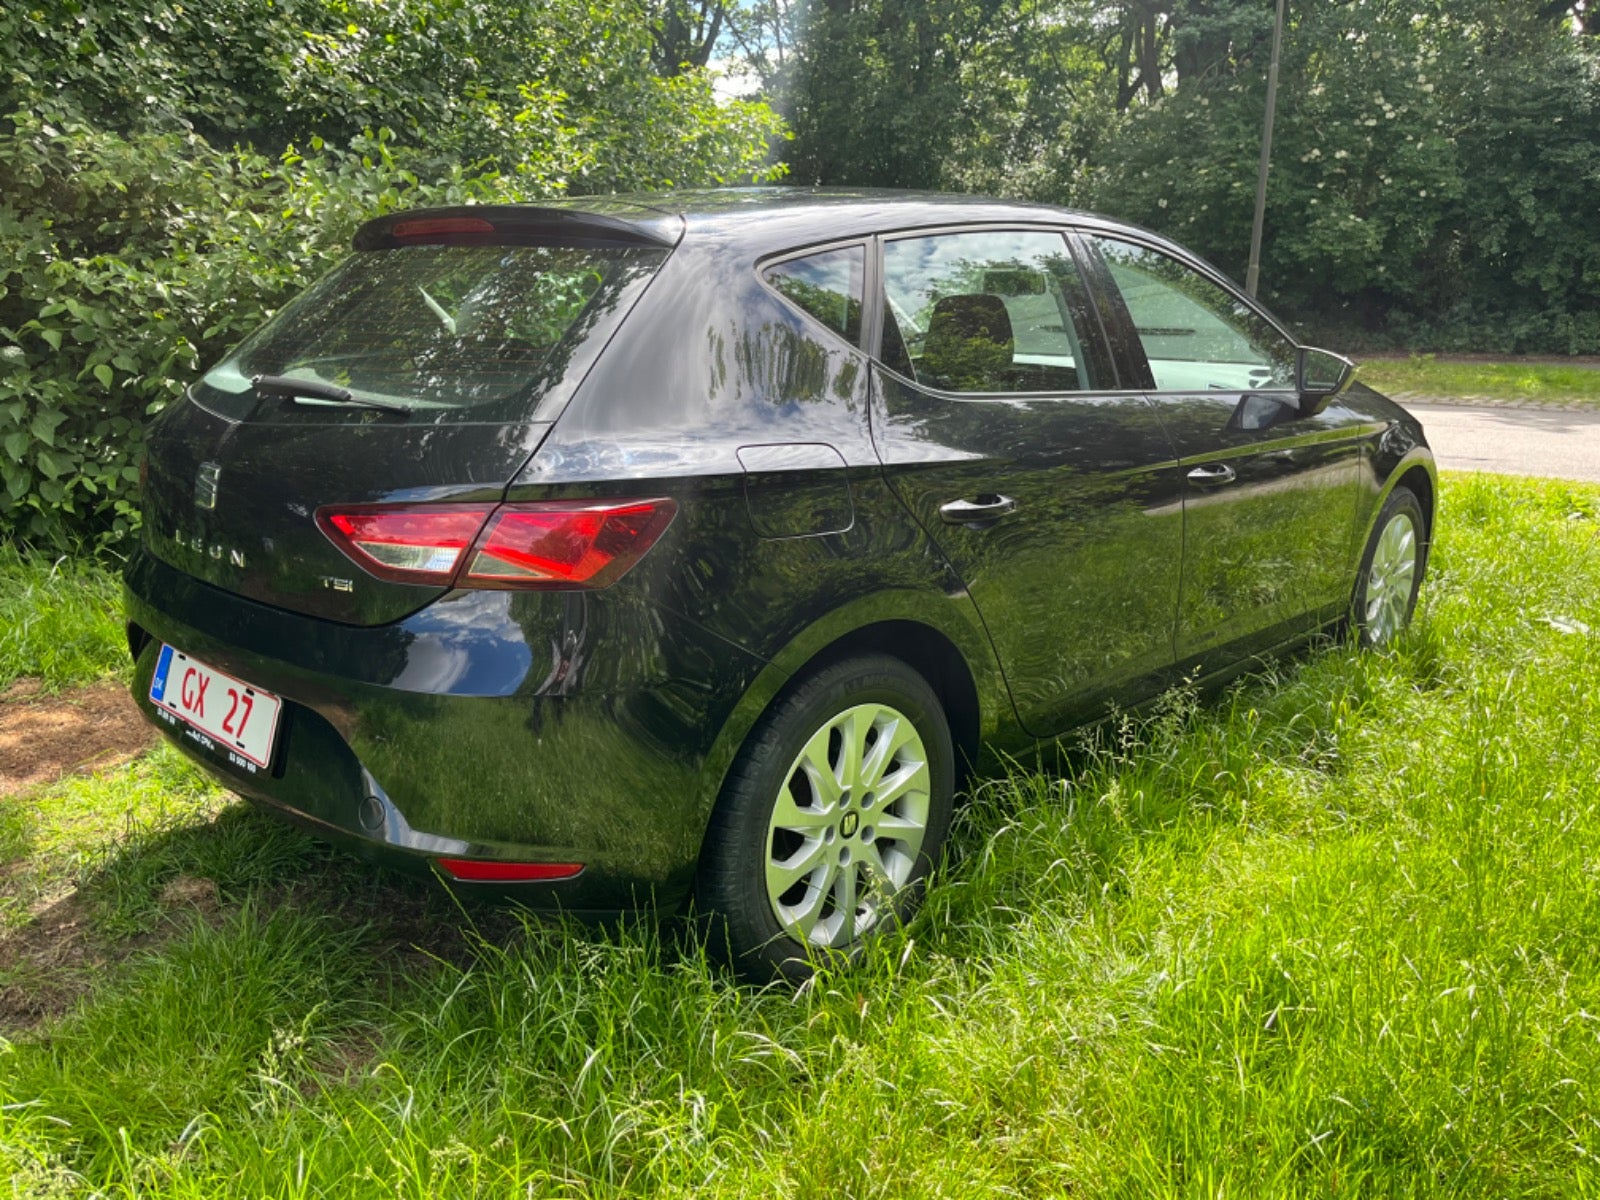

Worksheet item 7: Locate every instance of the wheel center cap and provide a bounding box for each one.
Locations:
[840,810,860,839]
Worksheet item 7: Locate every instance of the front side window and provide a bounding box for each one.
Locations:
[1088,237,1296,392]
[880,230,1101,394]
[763,246,865,343]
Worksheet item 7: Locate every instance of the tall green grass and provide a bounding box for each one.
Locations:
[2,473,1599,1197]
[0,543,127,690]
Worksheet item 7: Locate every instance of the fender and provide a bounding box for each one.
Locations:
[1357,438,1439,560]
[683,581,1011,843]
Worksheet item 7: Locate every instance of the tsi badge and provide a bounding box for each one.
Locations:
[194,461,221,510]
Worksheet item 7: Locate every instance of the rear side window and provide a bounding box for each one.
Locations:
[194,244,665,423]
[880,230,1102,394]
[762,246,865,343]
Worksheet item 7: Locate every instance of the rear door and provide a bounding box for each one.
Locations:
[141,209,673,626]
[868,226,1185,739]
[1078,233,1366,671]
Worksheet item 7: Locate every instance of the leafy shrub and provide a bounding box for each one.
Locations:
[1088,3,1600,353]
[0,117,522,549]
[0,0,786,552]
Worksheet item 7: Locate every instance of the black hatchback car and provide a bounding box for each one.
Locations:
[127,189,1435,980]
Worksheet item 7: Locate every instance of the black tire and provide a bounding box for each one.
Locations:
[696,654,956,984]
[1353,485,1428,648]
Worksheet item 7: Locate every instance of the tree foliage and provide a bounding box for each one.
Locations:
[0,0,786,550]
[1092,0,1600,351]
[780,0,1600,351]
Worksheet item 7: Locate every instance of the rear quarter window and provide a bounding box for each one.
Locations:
[761,246,865,345]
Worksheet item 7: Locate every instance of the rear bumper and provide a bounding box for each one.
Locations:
[124,547,768,910]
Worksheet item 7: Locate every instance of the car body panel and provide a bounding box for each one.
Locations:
[124,187,1437,910]
[869,365,1187,738]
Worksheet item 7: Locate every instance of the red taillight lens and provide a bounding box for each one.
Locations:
[390,216,497,243]
[316,498,676,590]
[463,499,678,590]
[437,858,584,882]
[316,505,496,584]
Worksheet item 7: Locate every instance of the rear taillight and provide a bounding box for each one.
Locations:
[316,505,496,585]
[463,500,678,589]
[316,499,677,590]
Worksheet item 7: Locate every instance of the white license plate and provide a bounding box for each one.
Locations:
[149,645,282,771]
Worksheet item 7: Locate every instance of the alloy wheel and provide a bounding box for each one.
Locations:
[1364,510,1419,645]
[764,702,931,949]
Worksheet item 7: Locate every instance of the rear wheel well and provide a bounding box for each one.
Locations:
[784,621,981,786]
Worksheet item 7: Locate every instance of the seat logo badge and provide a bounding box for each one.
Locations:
[840,810,860,838]
[195,462,221,510]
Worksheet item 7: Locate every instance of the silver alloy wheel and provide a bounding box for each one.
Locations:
[764,702,932,949]
[1364,510,1419,645]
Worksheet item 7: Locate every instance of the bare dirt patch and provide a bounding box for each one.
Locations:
[0,678,156,799]
[0,888,158,1030]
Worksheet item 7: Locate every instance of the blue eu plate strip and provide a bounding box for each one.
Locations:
[150,644,175,703]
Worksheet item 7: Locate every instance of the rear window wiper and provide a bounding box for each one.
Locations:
[251,374,411,414]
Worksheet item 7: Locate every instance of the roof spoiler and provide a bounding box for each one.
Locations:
[352,205,680,252]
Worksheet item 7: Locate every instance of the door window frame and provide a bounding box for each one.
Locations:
[865,223,1126,397]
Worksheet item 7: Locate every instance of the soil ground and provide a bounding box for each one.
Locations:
[0,677,156,799]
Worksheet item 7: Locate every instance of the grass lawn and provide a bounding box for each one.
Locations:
[0,543,128,693]
[4,472,1600,1196]
[1359,355,1600,408]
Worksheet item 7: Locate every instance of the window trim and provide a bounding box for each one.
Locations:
[1075,229,1302,395]
[754,238,873,356]
[867,222,1124,400]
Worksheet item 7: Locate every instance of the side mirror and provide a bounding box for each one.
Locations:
[1296,347,1355,416]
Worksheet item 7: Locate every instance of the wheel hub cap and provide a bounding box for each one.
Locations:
[1365,511,1419,645]
[765,702,931,949]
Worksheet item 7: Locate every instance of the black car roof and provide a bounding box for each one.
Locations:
[569,187,1130,254]
[354,188,1155,260]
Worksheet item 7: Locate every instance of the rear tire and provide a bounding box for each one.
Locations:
[1354,486,1427,648]
[697,654,956,984]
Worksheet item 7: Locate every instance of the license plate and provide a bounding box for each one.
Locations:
[149,645,282,771]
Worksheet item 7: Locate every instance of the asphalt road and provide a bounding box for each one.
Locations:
[1405,403,1600,483]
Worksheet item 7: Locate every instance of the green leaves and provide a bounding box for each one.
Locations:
[0,0,786,552]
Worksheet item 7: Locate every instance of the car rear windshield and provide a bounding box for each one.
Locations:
[192,243,666,424]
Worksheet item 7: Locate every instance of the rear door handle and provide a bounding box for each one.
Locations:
[1186,463,1237,485]
[939,494,1018,525]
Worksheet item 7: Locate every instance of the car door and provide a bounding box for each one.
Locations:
[1078,232,1368,673]
[868,226,1185,739]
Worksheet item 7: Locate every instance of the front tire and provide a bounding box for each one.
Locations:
[1354,485,1427,647]
[697,654,956,983]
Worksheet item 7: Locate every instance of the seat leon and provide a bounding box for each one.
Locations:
[126,189,1436,981]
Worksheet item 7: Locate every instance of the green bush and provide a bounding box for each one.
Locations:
[0,118,518,549]
[0,0,786,552]
[1088,2,1600,353]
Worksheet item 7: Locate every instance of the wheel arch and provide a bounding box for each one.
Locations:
[1358,444,1438,564]
[686,592,1010,887]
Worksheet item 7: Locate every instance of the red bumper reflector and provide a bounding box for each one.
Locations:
[436,858,584,882]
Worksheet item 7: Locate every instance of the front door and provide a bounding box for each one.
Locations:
[868,227,1185,738]
[1080,234,1367,672]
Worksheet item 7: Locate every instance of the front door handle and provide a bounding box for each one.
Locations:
[1187,463,1237,486]
[939,494,1018,525]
